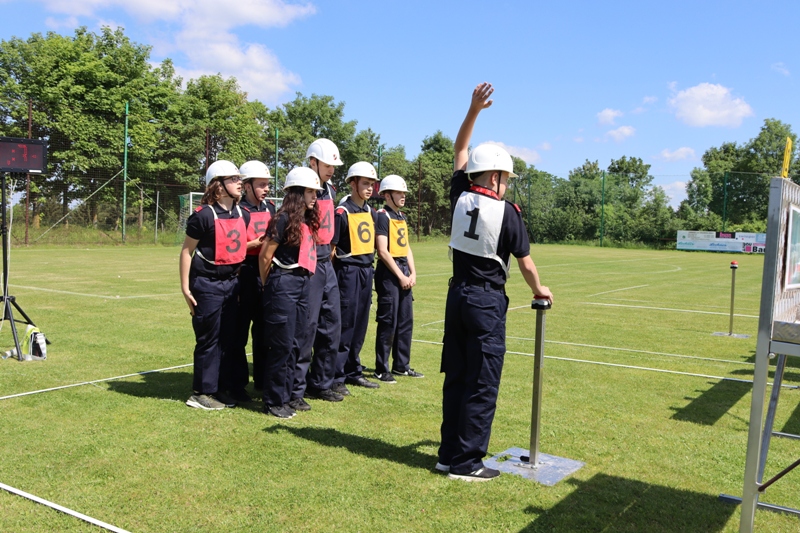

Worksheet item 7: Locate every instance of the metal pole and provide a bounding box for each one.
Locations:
[723,171,729,233]
[377,145,382,179]
[122,101,129,243]
[600,171,605,247]
[417,159,421,242]
[25,98,31,245]
[729,261,738,335]
[154,189,159,245]
[205,128,210,174]
[275,127,279,190]
[527,298,552,466]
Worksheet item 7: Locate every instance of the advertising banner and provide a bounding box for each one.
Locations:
[677,231,765,253]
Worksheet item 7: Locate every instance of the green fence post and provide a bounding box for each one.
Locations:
[275,127,279,191]
[600,171,605,247]
[527,174,531,233]
[722,171,729,232]
[377,145,382,179]
[122,101,129,243]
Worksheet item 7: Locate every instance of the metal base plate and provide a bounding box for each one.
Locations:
[712,332,751,339]
[485,447,585,486]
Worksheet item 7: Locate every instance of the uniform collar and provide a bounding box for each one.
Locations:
[469,185,500,200]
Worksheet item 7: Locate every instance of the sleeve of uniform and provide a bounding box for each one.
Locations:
[267,201,276,217]
[375,210,389,237]
[334,205,348,243]
[241,207,251,228]
[270,212,288,245]
[505,202,531,258]
[185,207,208,240]
[450,170,470,213]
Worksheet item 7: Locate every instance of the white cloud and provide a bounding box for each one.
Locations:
[661,181,687,208]
[574,137,584,143]
[772,62,790,76]
[606,126,635,142]
[45,15,80,29]
[35,0,316,105]
[485,141,540,164]
[668,83,754,127]
[537,142,552,151]
[642,96,658,104]
[658,147,695,162]
[597,108,623,125]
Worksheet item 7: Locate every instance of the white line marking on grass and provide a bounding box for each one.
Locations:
[0,364,192,401]
[588,285,649,297]
[507,337,752,366]
[411,339,795,388]
[650,266,682,274]
[415,272,451,278]
[583,302,759,318]
[0,481,131,533]
[10,284,179,300]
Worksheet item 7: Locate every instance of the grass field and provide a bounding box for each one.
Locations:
[1,242,799,532]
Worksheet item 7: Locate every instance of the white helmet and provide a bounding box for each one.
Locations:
[205,160,242,186]
[380,174,408,193]
[239,160,272,181]
[346,161,378,184]
[283,166,324,191]
[306,138,344,166]
[466,143,519,178]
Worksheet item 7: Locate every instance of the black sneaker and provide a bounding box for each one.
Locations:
[229,389,252,403]
[213,391,237,407]
[392,368,425,378]
[345,376,380,389]
[264,405,294,419]
[283,403,296,415]
[448,467,500,482]
[288,398,311,411]
[305,388,344,402]
[374,372,397,384]
[332,383,351,396]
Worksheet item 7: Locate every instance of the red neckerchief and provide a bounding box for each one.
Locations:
[469,185,500,200]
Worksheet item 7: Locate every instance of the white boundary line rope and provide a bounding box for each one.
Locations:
[10,284,180,300]
[588,284,649,297]
[583,302,760,318]
[0,481,131,533]
[0,363,192,401]
[411,339,797,388]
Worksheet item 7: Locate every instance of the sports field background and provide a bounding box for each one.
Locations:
[1,242,799,532]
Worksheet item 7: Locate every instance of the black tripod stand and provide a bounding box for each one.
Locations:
[1,172,43,359]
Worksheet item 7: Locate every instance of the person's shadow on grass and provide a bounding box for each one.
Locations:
[265,425,439,471]
[107,369,192,402]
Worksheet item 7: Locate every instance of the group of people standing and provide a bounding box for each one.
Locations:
[179,139,420,419]
[179,82,553,483]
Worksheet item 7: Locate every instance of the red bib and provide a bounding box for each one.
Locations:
[316,198,334,245]
[297,223,317,273]
[211,205,246,265]
[246,210,272,256]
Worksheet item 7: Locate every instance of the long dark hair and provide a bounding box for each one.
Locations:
[200,179,239,205]
[266,186,320,247]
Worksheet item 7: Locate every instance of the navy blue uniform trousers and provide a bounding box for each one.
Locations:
[261,268,311,408]
[439,282,508,475]
[374,262,413,374]
[292,259,341,398]
[334,263,374,383]
[190,274,240,395]
[234,259,265,390]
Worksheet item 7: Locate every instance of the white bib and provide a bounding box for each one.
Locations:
[449,192,510,276]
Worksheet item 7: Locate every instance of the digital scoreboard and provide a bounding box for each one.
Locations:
[0,137,47,173]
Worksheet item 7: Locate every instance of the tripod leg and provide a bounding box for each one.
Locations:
[4,298,22,359]
[9,298,49,345]
[758,353,787,483]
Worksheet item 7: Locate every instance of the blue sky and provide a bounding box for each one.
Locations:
[1,0,797,206]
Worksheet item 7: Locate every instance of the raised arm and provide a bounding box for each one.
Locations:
[454,82,494,171]
[516,255,553,303]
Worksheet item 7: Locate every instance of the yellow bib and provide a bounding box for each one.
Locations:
[348,212,375,256]
[389,219,409,258]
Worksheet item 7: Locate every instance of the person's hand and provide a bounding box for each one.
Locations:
[408,272,417,288]
[470,82,494,112]
[534,286,553,304]
[183,290,197,315]
[399,274,412,290]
